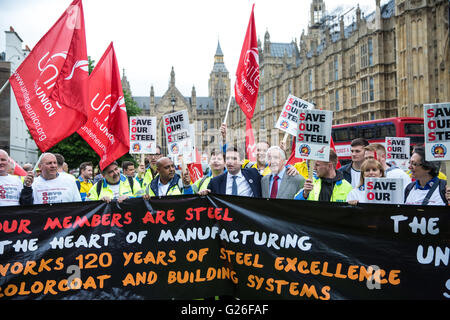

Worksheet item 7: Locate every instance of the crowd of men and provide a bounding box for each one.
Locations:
[1,127,450,207]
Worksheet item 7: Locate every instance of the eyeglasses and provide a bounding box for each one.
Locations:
[408,161,422,167]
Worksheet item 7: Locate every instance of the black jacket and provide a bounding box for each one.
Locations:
[19,186,33,205]
[338,162,353,186]
[207,168,262,198]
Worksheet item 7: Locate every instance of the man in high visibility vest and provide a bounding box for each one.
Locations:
[192,149,226,193]
[295,149,352,202]
[88,161,143,202]
[142,145,163,189]
[76,161,94,201]
[143,157,193,197]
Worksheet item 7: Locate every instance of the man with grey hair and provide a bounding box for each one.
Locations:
[0,149,34,206]
[31,152,81,204]
[262,146,305,199]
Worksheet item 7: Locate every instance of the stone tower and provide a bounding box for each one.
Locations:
[208,40,231,127]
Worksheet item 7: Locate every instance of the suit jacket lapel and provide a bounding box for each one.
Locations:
[241,169,255,195]
[262,176,269,196]
[277,175,288,196]
[219,173,227,194]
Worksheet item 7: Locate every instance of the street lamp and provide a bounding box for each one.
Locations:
[171,95,176,113]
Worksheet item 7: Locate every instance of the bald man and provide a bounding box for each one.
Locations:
[143,157,193,197]
[31,153,81,204]
[0,149,34,206]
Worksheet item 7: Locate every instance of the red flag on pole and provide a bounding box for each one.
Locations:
[245,117,256,162]
[234,4,259,120]
[77,42,129,170]
[9,0,89,152]
[9,158,27,176]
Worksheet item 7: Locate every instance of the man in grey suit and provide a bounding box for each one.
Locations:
[262,146,305,199]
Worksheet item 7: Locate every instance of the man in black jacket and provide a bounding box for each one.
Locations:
[338,138,369,188]
[199,146,262,197]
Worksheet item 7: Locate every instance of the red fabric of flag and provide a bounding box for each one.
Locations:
[286,138,303,166]
[77,42,129,170]
[10,158,27,176]
[234,4,259,119]
[245,117,256,162]
[187,148,203,183]
[9,0,89,152]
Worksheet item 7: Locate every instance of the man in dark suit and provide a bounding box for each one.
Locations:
[262,146,304,199]
[198,146,261,197]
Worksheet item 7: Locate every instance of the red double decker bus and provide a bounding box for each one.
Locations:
[332,117,424,165]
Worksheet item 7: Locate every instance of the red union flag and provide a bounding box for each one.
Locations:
[245,117,256,161]
[9,0,89,152]
[78,42,129,170]
[234,4,259,119]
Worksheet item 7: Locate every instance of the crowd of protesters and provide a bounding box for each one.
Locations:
[1,129,449,207]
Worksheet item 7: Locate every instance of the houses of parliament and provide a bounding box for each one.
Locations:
[130,0,450,155]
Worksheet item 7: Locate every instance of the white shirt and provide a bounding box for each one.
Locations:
[346,186,367,203]
[226,170,253,197]
[157,178,171,196]
[109,183,120,199]
[350,167,361,188]
[32,174,81,204]
[0,174,24,206]
[385,166,411,190]
[404,179,446,206]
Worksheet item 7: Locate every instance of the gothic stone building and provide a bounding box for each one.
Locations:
[134,42,232,155]
[134,0,450,154]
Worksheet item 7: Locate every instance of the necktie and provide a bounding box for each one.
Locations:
[270,175,279,198]
[231,175,238,196]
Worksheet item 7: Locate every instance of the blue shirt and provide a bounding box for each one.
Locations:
[268,166,286,197]
[414,176,439,190]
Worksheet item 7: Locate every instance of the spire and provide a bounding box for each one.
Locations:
[215,40,224,57]
[212,40,228,73]
[170,66,175,87]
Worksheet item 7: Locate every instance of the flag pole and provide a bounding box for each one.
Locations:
[0,79,9,96]
[222,80,235,124]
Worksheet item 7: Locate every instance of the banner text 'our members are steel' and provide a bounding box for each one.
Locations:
[0,195,448,300]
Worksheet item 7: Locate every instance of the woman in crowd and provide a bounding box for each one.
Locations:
[404,147,448,206]
[347,159,385,205]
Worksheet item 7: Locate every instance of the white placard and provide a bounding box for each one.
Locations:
[295,109,333,161]
[275,94,314,136]
[163,109,191,157]
[385,137,410,170]
[129,116,157,154]
[364,177,403,204]
[424,102,450,161]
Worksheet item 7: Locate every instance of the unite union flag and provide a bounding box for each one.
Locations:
[77,42,129,171]
[9,0,89,152]
[234,4,259,120]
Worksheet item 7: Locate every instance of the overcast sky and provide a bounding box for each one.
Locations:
[0,0,381,97]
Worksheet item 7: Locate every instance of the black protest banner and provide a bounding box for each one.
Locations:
[0,195,448,300]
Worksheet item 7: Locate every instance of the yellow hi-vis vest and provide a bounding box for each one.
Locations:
[88,175,143,201]
[295,177,353,202]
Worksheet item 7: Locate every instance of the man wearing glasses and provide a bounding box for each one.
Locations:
[142,145,163,189]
